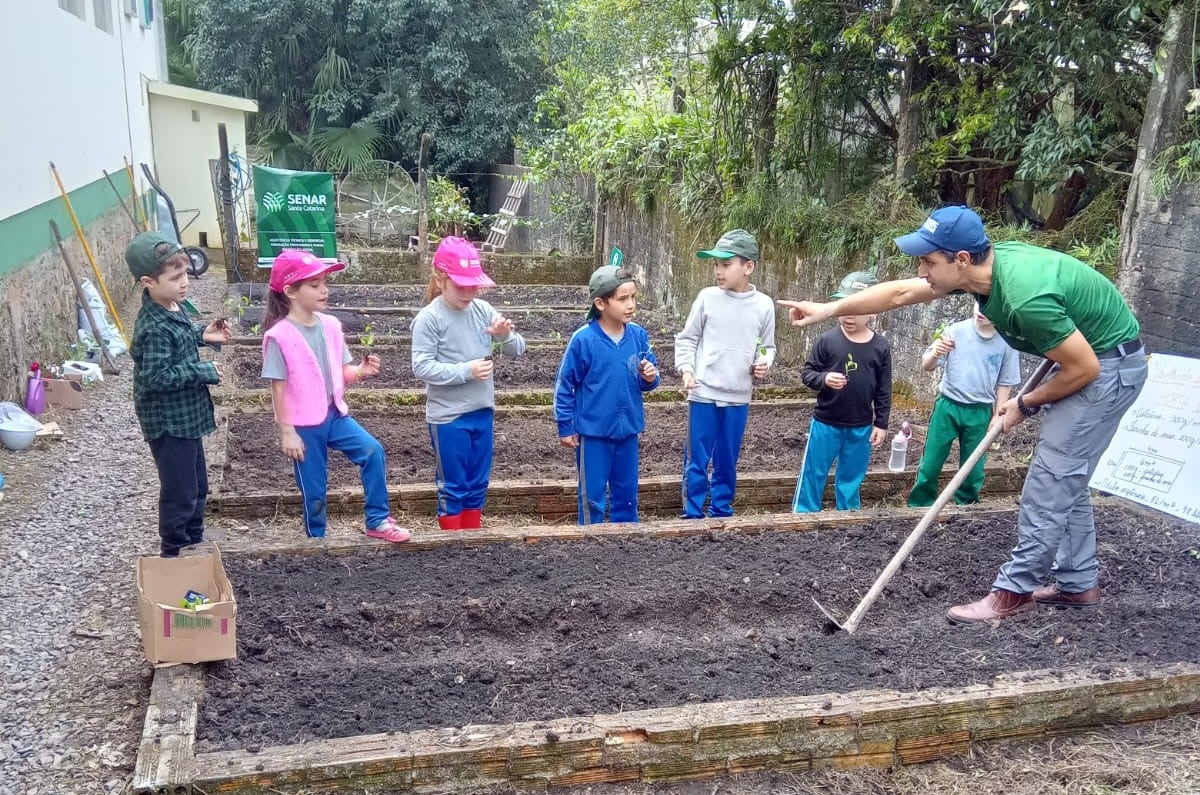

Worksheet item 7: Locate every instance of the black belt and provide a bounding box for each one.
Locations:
[1096,337,1142,359]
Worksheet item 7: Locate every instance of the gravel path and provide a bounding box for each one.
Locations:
[2,266,1199,795]
[0,271,227,795]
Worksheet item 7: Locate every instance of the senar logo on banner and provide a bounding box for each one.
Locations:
[253,165,337,267]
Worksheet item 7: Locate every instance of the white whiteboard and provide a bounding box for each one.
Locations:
[1090,353,1200,524]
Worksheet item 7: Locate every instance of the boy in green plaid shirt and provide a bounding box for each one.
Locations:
[127,233,231,557]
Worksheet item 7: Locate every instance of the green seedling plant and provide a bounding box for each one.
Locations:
[843,353,858,374]
[359,323,376,350]
[251,323,262,335]
[220,294,252,332]
[931,321,950,342]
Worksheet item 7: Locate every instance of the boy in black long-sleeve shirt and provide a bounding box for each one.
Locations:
[792,271,891,512]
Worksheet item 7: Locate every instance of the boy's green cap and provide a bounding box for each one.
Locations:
[697,229,759,261]
[586,265,636,320]
[126,232,185,280]
[830,269,879,299]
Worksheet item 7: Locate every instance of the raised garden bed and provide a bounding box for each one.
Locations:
[228,305,683,340]
[228,282,594,309]
[224,341,808,392]
[206,466,1029,522]
[217,402,1039,496]
[135,503,1200,793]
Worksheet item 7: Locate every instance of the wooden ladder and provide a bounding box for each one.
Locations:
[481,178,528,253]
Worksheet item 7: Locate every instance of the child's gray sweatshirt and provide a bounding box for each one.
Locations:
[411,297,526,423]
[674,285,776,405]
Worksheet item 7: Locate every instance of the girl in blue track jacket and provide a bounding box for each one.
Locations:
[554,266,660,524]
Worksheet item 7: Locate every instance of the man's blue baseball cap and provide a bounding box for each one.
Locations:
[894,206,991,256]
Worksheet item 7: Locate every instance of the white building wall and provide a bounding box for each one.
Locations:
[148,91,252,246]
[0,0,165,221]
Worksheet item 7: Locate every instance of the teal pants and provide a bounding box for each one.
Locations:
[907,395,993,507]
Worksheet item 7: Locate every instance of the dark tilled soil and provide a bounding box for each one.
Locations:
[226,342,808,392]
[228,283,593,308]
[220,403,1039,494]
[231,305,684,340]
[196,505,1200,751]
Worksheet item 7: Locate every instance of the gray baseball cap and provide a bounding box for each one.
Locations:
[830,270,879,299]
[697,229,759,261]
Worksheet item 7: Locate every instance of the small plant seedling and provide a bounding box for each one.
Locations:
[1188,548,1200,561]
[359,323,376,349]
[931,321,950,342]
[641,340,654,362]
[843,353,858,374]
[755,337,768,359]
[251,323,262,335]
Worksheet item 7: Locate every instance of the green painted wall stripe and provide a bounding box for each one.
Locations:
[0,168,135,277]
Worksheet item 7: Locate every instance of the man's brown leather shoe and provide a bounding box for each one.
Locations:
[946,589,1035,624]
[1032,584,1101,607]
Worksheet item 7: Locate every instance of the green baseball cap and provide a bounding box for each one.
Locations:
[830,270,879,299]
[586,265,636,320]
[697,229,759,261]
[126,232,185,280]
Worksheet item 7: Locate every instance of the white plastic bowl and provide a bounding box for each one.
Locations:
[0,427,36,451]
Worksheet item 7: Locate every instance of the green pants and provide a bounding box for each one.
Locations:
[907,395,993,507]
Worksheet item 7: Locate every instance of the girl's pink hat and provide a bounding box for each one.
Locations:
[432,237,495,288]
[269,249,345,292]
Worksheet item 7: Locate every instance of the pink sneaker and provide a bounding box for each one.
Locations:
[364,517,412,543]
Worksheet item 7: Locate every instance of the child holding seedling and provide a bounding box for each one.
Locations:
[675,229,776,518]
[261,249,411,543]
[127,232,231,557]
[412,237,526,531]
[554,265,660,524]
[792,270,892,512]
[907,303,1020,507]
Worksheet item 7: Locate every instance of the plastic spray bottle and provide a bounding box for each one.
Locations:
[888,421,912,472]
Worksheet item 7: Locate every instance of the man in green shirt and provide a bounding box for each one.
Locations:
[779,206,1147,624]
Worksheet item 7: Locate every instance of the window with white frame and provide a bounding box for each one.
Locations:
[93,0,114,33]
[58,0,86,19]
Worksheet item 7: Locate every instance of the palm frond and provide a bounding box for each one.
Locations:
[314,47,353,92]
[309,124,385,173]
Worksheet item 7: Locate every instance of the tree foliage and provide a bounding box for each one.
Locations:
[187,0,549,175]
[531,0,1177,248]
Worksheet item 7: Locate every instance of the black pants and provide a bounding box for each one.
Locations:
[148,435,208,556]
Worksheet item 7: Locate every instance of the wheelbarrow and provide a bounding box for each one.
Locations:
[140,163,210,277]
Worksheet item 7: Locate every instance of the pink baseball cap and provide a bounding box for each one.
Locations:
[432,237,495,288]
[269,250,346,292]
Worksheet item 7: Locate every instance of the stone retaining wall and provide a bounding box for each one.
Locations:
[0,208,135,401]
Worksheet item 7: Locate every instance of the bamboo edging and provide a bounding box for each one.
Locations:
[134,662,1200,794]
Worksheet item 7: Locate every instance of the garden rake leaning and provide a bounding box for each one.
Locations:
[813,357,1055,635]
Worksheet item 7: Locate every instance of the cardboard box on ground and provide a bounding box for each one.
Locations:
[137,547,238,665]
[42,378,83,409]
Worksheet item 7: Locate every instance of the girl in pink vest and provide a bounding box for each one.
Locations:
[261,250,411,542]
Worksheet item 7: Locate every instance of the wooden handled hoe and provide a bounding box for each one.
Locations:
[814,357,1056,634]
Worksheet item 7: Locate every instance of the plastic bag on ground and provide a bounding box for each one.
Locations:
[77,278,127,358]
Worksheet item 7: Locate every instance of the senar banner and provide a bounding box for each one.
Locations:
[253,165,337,266]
